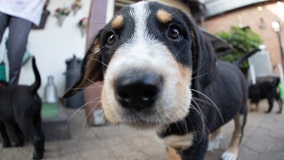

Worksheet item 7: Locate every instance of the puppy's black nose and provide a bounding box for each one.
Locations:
[114,71,163,110]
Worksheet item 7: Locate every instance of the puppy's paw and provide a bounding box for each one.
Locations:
[207,142,215,151]
[208,134,222,151]
[221,151,237,160]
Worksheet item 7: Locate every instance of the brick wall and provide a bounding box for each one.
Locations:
[203,2,284,68]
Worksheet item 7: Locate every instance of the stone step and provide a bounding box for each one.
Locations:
[42,103,70,141]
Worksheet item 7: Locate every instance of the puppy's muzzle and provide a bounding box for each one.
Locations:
[114,71,163,111]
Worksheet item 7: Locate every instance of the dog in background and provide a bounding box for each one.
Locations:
[0,57,44,159]
[64,1,248,160]
[249,77,283,113]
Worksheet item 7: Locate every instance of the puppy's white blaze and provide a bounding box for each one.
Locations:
[102,2,192,127]
[130,2,151,43]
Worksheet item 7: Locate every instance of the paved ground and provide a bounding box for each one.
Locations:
[1,101,284,160]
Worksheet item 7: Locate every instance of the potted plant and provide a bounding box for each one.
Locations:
[216,26,262,76]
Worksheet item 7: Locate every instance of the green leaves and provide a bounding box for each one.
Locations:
[216,26,262,68]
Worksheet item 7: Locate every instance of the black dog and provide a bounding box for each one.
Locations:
[249,78,283,113]
[0,57,44,159]
[64,1,247,160]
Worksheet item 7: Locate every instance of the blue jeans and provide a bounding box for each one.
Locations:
[0,11,32,85]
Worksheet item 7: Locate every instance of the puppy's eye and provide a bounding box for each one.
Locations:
[167,24,182,40]
[105,32,117,46]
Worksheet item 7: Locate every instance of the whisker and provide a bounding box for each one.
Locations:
[80,76,104,87]
[68,96,101,121]
[92,58,108,68]
[174,109,189,134]
[66,80,103,93]
[190,99,208,143]
[191,72,210,81]
[83,99,103,131]
[178,107,190,133]
[191,89,224,123]
[173,44,187,60]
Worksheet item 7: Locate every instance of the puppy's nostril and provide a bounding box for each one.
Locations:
[141,87,159,102]
[117,90,131,102]
[114,71,163,110]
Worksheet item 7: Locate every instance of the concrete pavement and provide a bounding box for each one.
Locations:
[1,101,284,160]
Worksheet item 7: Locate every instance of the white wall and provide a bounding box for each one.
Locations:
[0,0,92,98]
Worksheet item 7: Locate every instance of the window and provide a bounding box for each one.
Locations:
[115,0,140,13]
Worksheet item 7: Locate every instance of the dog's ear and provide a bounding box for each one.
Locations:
[189,20,217,90]
[63,33,103,98]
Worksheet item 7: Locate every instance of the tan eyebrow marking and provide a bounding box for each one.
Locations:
[156,9,173,23]
[111,15,124,29]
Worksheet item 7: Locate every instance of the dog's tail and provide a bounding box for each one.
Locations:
[233,48,260,67]
[29,57,41,93]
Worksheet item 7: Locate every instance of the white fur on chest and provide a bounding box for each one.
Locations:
[162,133,194,150]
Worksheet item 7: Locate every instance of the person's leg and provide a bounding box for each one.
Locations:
[0,12,9,45]
[7,16,32,85]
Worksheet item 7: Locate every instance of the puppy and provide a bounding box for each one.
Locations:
[64,1,248,160]
[249,78,283,113]
[0,57,44,159]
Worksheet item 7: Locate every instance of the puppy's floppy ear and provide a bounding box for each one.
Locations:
[189,20,217,90]
[63,33,103,98]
